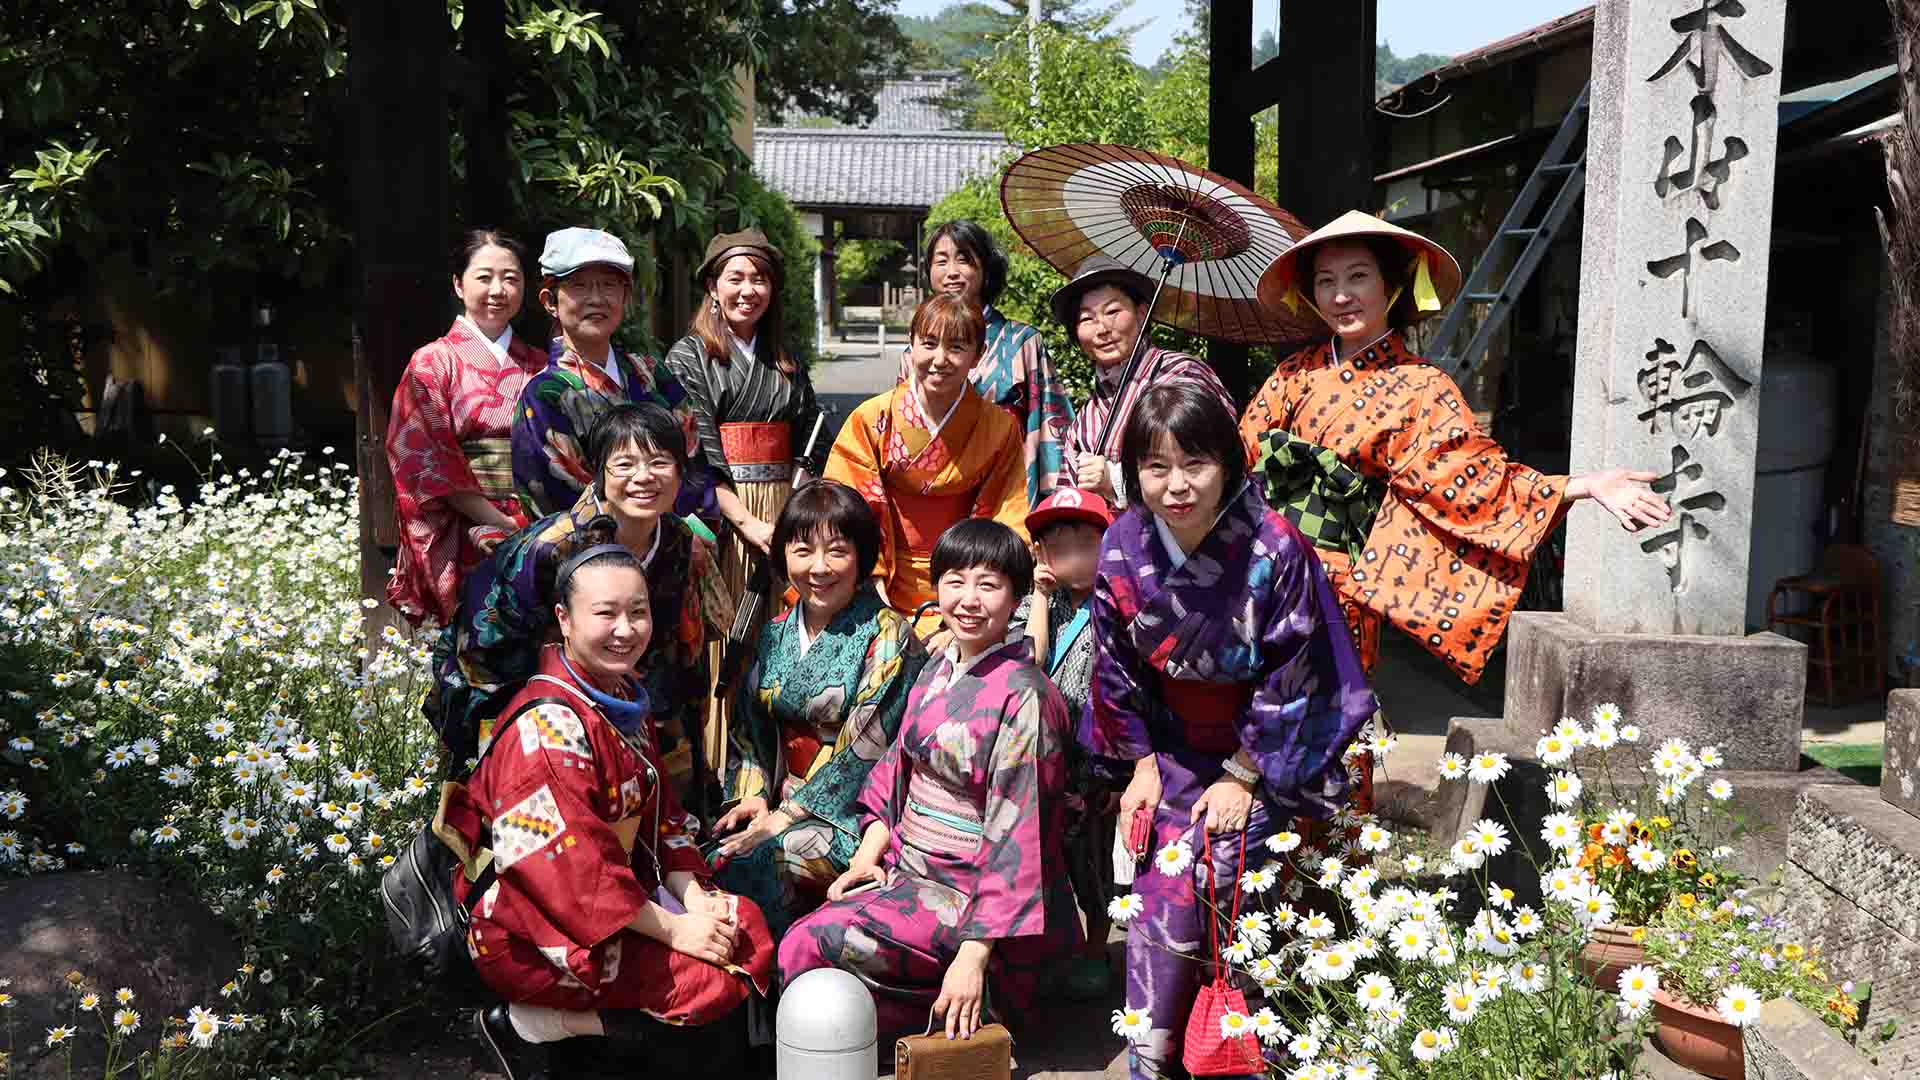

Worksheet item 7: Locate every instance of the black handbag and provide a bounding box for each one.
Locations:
[379,697,561,999]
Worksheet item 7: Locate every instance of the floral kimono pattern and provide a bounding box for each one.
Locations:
[430,488,735,772]
[1085,482,1375,1080]
[446,645,773,1020]
[385,318,548,626]
[511,338,707,520]
[895,306,1075,506]
[778,639,1081,1035]
[715,588,928,936]
[1238,334,1566,683]
[823,384,1031,635]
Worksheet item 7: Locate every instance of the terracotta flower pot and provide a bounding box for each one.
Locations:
[1577,922,1645,992]
[1650,987,1744,1080]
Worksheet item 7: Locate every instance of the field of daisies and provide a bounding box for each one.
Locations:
[0,449,440,1072]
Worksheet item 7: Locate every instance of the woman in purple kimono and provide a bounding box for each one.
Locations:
[778,519,1082,1040]
[1086,382,1376,1080]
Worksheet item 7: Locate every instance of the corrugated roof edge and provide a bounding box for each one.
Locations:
[753,128,1010,140]
[1377,5,1596,106]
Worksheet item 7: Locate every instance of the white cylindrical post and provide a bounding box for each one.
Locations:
[776,967,877,1080]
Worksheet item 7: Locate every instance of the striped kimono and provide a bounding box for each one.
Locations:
[1064,348,1236,507]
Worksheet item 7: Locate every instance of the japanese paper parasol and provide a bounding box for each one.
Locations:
[999,142,1322,346]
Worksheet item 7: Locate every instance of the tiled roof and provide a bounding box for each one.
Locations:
[752,128,1012,210]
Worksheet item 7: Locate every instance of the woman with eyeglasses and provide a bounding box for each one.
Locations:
[434,403,734,788]
[511,227,706,521]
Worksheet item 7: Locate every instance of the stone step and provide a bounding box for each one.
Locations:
[1638,1036,1711,1080]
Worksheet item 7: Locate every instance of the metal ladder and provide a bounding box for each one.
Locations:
[1430,82,1590,379]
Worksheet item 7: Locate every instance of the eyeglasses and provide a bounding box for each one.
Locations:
[559,277,627,299]
[606,458,678,479]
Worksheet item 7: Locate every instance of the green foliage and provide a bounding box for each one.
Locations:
[753,0,914,125]
[1378,40,1454,97]
[832,238,906,303]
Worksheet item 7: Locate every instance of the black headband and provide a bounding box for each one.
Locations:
[553,543,637,599]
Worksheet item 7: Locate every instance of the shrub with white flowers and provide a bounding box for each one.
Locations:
[0,450,437,1071]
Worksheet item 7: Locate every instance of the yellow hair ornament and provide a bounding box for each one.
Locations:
[1411,250,1441,312]
[1281,282,1304,315]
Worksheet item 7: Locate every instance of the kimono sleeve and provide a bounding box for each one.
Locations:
[1083,558,1156,763]
[972,410,1033,541]
[663,336,735,488]
[511,371,588,518]
[1017,332,1075,503]
[823,403,895,589]
[958,678,1065,943]
[786,614,925,832]
[1240,530,1376,818]
[387,343,480,512]
[487,703,651,948]
[1385,366,1565,562]
[852,728,909,837]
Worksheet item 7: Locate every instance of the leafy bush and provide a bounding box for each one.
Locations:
[0,446,439,1072]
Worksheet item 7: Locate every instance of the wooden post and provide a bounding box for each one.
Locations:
[462,0,511,229]
[350,0,449,616]
[1271,0,1378,229]
[1208,0,1255,397]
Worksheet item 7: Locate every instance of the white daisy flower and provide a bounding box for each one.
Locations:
[1510,960,1546,993]
[1107,893,1144,924]
[1250,1007,1288,1044]
[1298,910,1336,939]
[1400,853,1425,874]
[1627,842,1665,873]
[1109,1007,1151,1042]
[1618,963,1660,1003]
[1535,733,1575,765]
[1390,921,1430,962]
[1716,984,1760,1026]
[1355,972,1395,1011]
[1409,1027,1454,1062]
[1590,702,1623,728]
[1357,824,1392,852]
[1154,840,1193,877]
[1470,819,1511,857]
[1287,1032,1322,1061]
[1545,771,1583,807]
[1218,1010,1255,1041]
[1587,723,1620,749]
[1467,752,1510,783]
[1265,830,1302,854]
[1708,778,1734,801]
[1539,812,1580,850]
[1618,723,1642,743]
[1435,753,1467,781]
[1239,867,1276,895]
[1440,980,1478,1023]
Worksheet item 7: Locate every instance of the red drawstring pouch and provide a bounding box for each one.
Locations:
[1182,827,1265,1077]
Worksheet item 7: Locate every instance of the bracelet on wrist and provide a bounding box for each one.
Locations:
[1220,756,1259,787]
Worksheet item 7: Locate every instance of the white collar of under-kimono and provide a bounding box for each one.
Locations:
[729,333,757,363]
[943,636,1017,677]
[458,315,514,360]
[1151,482,1248,570]
[909,371,965,439]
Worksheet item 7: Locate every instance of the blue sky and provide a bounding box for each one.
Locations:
[892,0,1595,68]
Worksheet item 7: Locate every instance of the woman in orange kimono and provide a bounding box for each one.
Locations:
[823,294,1031,639]
[385,229,548,626]
[1239,211,1672,684]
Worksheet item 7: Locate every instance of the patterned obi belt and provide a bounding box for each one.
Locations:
[1254,429,1384,563]
[1157,676,1252,756]
[461,437,516,501]
[898,771,983,858]
[720,421,792,484]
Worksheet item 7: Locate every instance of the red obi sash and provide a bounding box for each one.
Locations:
[720,421,792,483]
[1157,677,1252,755]
[891,490,974,550]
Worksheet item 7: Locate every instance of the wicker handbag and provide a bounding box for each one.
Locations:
[895,1004,1013,1080]
[1182,827,1266,1077]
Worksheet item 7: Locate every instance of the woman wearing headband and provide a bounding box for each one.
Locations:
[434,403,734,781]
[1240,210,1670,686]
[452,545,771,1080]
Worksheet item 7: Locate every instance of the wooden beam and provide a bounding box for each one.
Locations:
[350,0,449,610]
[1271,0,1378,230]
[1207,0,1254,395]
[462,0,510,229]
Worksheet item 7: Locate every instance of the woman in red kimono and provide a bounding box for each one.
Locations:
[443,545,772,1079]
[385,229,548,625]
[1240,211,1672,684]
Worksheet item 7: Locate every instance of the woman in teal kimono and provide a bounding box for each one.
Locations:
[900,220,1075,506]
[710,481,928,936]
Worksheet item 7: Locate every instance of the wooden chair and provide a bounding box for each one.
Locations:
[1765,545,1885,707]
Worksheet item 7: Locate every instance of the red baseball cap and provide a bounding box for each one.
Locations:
[1026,487,1115,535]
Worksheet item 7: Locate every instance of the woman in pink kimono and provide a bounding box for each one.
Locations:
[777,520,1081,1040]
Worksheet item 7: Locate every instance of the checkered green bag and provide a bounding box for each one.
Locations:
[1253,429,1383,563]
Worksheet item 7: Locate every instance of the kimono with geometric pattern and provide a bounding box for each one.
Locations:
[777,638,1081,1034]
[823,384,1031,635]
[447,645,772,1020]
[1238,334,1566,683]
[715,587,928,937]
[384,318,548,626]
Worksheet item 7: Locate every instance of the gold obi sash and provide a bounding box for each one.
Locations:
[720,421,793,484]
[898,770,983,858]
[461,437,515,501]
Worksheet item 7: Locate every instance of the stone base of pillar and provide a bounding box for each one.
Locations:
[1502,612,1807,773]
[1880,690,1920,817]
[1782,784,1920,1075]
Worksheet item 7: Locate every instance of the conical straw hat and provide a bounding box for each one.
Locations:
[1256,210,1462,325]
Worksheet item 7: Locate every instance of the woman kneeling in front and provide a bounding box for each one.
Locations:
[777,519,1081,1040]
[445,546,772,1079]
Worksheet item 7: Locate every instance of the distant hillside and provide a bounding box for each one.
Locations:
[1377,41,1452,97]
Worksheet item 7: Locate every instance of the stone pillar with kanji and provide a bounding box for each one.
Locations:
[1503,0,1808,773]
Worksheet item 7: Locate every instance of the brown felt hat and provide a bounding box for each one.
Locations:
[698,229,784,283]
[1256,210,1462,326]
